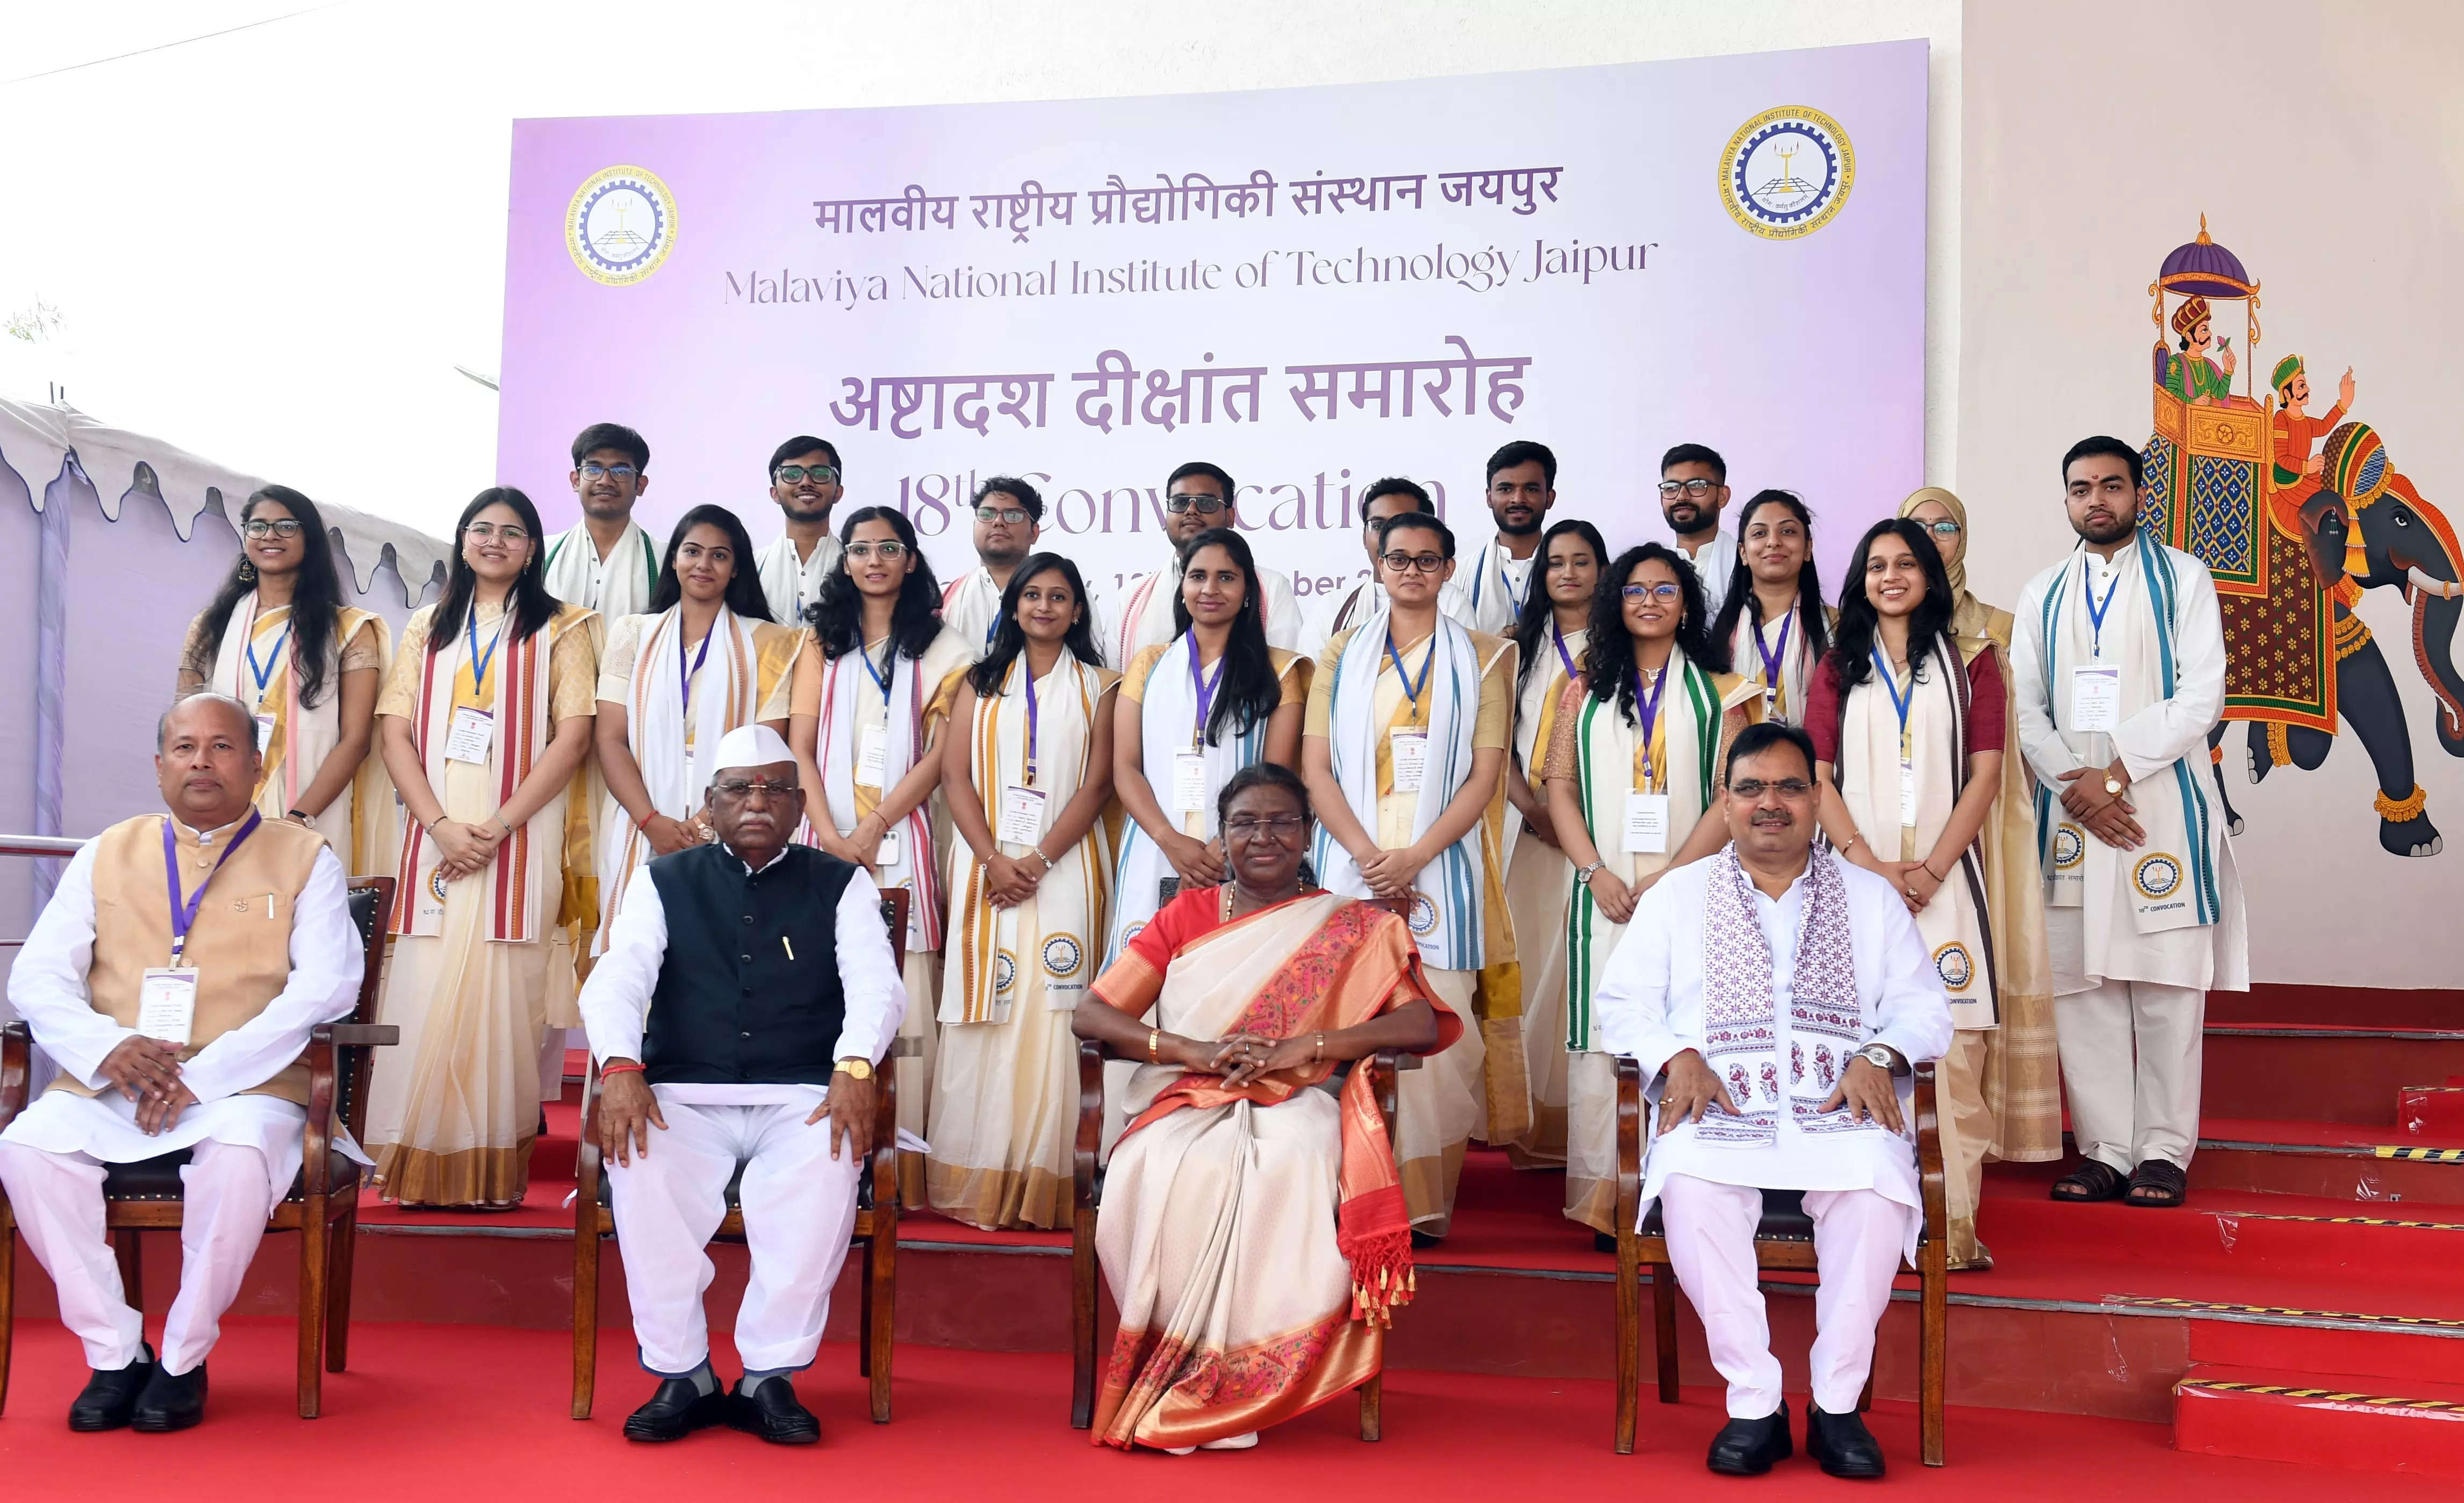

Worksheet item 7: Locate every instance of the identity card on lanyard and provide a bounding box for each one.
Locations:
[2070,561,2125,732]
[1175,645,1225,814]
[1622,664,1670,854]
[857,646,894,787]
[141,811,263,1045]
[1385,632,1432,795]
[1873,646,1919,829]
[997,660,1050,846]
[447,610,507,764]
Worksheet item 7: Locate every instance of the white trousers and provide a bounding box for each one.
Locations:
[607,1097,861,1377]
[2053,978,2204,1170]
[1659,1175,1912,1419]
[0,1139,272,1375]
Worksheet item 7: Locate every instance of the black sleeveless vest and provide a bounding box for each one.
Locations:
[642,842,856,1085]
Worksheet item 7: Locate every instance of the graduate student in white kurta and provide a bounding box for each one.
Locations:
[751,437,845,627]
[579,725,904,1446]
[938,477,1047,658]
[1461,441,1559,635]
[1661,443,1740,621]
[0,696,363,1432]
[1593,724,1951,1479]
[2013,438,2246,1210]
[1098,462,1301,669]
[543,423,662,620]
[1298,478,1476,660]
[1706,490,1832,727]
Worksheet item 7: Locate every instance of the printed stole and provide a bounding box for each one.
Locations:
[1696,846,1870,1146]
[1104,636,1271,967]
[813,640,945,952]
[209,597,387,866]
[2031,543,2222,931]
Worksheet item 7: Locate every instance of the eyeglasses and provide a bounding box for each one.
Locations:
[1729,778,1814,799]
[774,464,838,485]
[1223,814,1309,840]
[577,462,640,483]
[1921,519,1962,537]
[844,540,908,560]
[976,505,1031,524]
[710,778,800,800]
[241,518,305,539]
[1621,582,1683,601]
[1658,478,1718,499]
[1380,551,1447,574]
[464,522,530,542]
[1163,493,1229,514]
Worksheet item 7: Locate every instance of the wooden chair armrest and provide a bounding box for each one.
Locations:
[1613,1055,1643,1238]
[314,1023,400,1048]
[867,1055,899,1213]
[1074,1039,1104,1212]
[1912,1060,1944,1238]
[573,1062,606,1224]
[883,1036,921,1060]
[0,1020,30,1133]
[303,1034,337,1197]
[1367,1048,1402,1144]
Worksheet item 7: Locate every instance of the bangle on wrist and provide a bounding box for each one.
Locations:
[1147,1029,1162,1064]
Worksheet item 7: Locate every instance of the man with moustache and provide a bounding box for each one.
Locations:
[1298,477,1476,659]
[939,476,1046,658]
[543,422,663,619]
[2013,436,2245,1211]
[1591,722,1950,1478]
[1661,443,1738,619]
[1097,461,1301,668]
[752,436,846,625]
[1461,440,1558,635]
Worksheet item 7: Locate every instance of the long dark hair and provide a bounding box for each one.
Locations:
[427,487,562,650]
[192,485,349,709]
[1708,489,1828,672]
[1826,518,1958,693]
[809,505,943,660]
[1582,543,1712,725]
[647,504,773,621]
[1166,527,1281,745]
[1513,517,1607,695]
[968,552,1103,697]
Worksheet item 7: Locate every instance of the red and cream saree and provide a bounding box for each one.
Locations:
[1087,887,1461,1451]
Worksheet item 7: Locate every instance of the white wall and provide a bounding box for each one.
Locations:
[0,1,1959,541]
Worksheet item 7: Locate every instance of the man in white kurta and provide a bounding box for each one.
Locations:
[579,725,904,1445]
[0,695,362,1432]
[1592,724,1950,1478]
[543,421,663,619]
[940,477,1046,658]
[752,436,845,626]
[1662,443,1739,620]
[1100,461,1301,668]
[2012,437,2246,1207]
[1461,441,1558,635]
[1298,477,1476,659]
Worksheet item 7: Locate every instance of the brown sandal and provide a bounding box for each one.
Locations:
[2049,1160,2129,1202]
[2126,1160,2189,1207]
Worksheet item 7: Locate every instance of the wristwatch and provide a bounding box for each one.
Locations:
[2103,772,2125,797]
[834,1058,873,1081]
[1574,861,1607,883]
[1854,1043,1906,1075]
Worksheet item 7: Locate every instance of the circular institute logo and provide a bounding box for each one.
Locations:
[993,950,1017,994]
[428,867,450,903]
[566,166,676,286]
[1042,935,1083,979]
[1407,894,1440,937]
[2053,823,2086,871]
[2133,853,2184,901]
[1933,942,1975,993]
[1720,105,1855,240]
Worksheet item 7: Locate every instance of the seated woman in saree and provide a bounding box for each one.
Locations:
[1072,764,1456,1455]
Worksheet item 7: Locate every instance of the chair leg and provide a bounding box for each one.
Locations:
[1069,1204,1097,1430]
[867,1221,895,1425]
[1613,1240,1640,1454]
[296,1193,331,1419]
[858,1239,873,1379]
[324,1199,359,1373]
[1650,1263,1681,1404]
[1,1222,16,1416]
[571,1222,600,1421]
[1921,1256,1948,1466]
[113,1229,143,1319]
[1357,1370,1382,1442]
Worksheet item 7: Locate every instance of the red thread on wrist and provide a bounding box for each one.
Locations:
[600,1061,645,1078]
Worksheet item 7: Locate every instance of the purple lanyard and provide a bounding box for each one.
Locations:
[1021,657,1042,786]
[1551,621,1579,681]
[679,626,715,716]
[1752,615,1792,692]
[163,812,262,964]
[1189,641,1225,749]
[1630,662,1669,786]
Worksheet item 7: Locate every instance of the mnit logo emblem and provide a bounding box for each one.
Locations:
[567,166,677,286]
[1719,106,1854,240]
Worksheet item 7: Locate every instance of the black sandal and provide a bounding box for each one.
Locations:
[2125,1160,2189,1207]
[2049,1160,2130,1202]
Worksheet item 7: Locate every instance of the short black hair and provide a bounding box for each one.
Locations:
[1485,440,1557,488]
[1723,720,1817,786]
[1660,443,1725,484]
[1358,476,1434,525]
[571,422,649,470]
[973,474,1044,524]
[2061,435,2145,490]
[1167,460,1237,506]
[768,435,840,477]
[1377,510,1456,560]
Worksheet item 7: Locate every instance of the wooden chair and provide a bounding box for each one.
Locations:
[1068,897,1422,1439]
[1611,1055,1948,1465]
[570,887,911,1423]
[0,875,400,1420]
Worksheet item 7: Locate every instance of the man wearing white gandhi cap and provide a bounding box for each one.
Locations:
[577,723,907,1443]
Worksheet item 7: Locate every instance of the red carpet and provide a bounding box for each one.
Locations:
[2,1317,2454,1500]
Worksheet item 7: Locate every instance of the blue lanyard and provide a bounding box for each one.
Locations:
[1631,662,1669,786]
[1871,645,1916,754]
[1551,621,1579,680]
[466,608,507,695]
[858,642,895,707]
[1189,640,1225,748]
[2082,559,2124,660]
[162,812,262,964]
[679,625,715,715]
[1384,631,1434,716]
[1493,550,1527,616]
[1753,615,1792,694]
[244,621,291,697]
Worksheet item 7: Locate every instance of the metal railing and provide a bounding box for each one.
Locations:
[0,835,83,859]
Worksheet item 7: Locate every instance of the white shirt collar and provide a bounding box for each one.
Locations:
[731,843,793,876]
[174,813,253,846]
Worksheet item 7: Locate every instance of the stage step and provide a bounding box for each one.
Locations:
[2189,1117,2464,1204]
[2173,1364,2464,1479]
[2206,982,2463,1032]
[2201,1025,2464,1125]
[2402,1085,2464,1139]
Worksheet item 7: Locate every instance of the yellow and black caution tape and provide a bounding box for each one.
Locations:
[2108,1295,2464,1329]
[2179,1378,2464,1411]
[2374,1145,2464,1162]
[2217,1211,2464,1231]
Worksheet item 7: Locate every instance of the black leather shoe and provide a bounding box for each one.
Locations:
[622,1377,729,1442]
[68,1346,156,1432]
[1706,1401,1791,1475]
[1807,1405,1886,1478]
[130,1362,207,1434]
[728,1376,821,1444]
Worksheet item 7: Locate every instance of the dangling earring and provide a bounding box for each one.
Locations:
[238,557,256,582]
